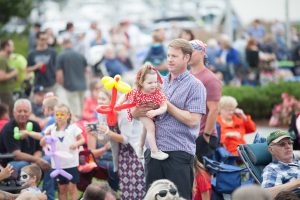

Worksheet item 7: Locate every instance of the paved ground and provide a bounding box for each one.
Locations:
[245,125,288,143]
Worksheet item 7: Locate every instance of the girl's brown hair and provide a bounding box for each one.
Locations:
[136,63,162,90]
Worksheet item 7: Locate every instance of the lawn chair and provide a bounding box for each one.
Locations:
[237,143,272,184]
[77,145,108,192]
[203,156,250,196]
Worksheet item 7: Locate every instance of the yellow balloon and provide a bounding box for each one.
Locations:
[115,81,131,93]
[114,74,121,81]
[104,79,116,90]
[101,76,114,85]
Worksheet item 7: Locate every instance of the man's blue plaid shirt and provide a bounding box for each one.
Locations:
[261,159,300,188]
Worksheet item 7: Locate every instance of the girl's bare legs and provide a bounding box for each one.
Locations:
[137,127,147,159]
[139,117,169,160]
[58,184,68,200]
[68,183,79,200]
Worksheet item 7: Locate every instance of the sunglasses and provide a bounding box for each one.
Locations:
[155,187,177,199]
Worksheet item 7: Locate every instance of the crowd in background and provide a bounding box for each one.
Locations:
[0,17,300,200]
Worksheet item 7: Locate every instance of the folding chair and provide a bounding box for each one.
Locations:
[204,156,250,195]
[77,145,108,192]
[237,143,272,184]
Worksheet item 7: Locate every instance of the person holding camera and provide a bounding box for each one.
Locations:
[217,96,256,155]
[86,88,145,199]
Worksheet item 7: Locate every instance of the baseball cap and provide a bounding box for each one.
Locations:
[33,85,45,93]
[189,40,207,53]
[267,130,292,145]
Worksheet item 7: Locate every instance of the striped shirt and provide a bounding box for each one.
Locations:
[154,70,206,155]
[261,159,300,188]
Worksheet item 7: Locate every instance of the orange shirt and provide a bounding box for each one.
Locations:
[217,114,256,155]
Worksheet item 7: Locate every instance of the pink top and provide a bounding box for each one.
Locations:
[82,97,98,121]
[191,68,222,136]
[125,88,166,120]
[0,119,9,132]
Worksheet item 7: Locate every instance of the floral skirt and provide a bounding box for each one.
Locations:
[118,144,145,200]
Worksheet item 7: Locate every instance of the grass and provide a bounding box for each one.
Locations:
[0,33,29,56]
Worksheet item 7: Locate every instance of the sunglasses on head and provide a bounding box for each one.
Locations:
[155,187,177,199]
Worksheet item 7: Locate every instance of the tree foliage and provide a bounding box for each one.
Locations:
[0,0,33,25]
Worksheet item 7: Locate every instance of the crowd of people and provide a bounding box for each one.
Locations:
[0,18,299,200]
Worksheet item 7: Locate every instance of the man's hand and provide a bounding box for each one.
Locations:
[35,158,51,171]
[131,103,159,119]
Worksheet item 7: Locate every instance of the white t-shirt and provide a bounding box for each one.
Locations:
[45,124,82,169]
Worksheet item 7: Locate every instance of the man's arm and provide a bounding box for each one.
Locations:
[56,69,64,85]
[204,101,219,134]
[26,63,43,73]
[14,149,39,163]
[203,101,219,142]
[146,102,167,118]
[14,150,50,171]
[0,191,18,200]
[264,179,300,198]
[166,101,201,128]
[0,69,17,81]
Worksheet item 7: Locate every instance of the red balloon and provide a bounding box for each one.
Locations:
[96,79,136,126]
[115,103,136,111]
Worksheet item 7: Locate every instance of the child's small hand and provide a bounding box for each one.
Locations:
[104,142,111,149]
[146,110,158,119]
[0,164,13,180]
[69,144,77,150]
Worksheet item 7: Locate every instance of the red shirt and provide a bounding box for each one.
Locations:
[0,119,9,132]
[125,88,166,121]
[217,114,256,155]
[191,68,222,136]
[193,169,212,200]
[82,97,98,121]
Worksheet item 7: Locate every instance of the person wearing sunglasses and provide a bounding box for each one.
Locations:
[262,130,300,198]
[144,179,183,200]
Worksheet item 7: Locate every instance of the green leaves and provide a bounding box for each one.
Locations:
[0,0,33,25]
[222,82,300,119]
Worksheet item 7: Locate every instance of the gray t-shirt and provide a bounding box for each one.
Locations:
[56,48,87,91]
[27,48,57,88]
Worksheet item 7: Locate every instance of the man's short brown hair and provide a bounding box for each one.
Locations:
[168,38,193,58]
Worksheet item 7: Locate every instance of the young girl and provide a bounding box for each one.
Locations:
[193,158,212,200]
[118,63,168,160]
[40,104,85,200]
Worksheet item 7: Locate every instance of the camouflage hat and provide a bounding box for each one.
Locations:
[267,130,291,145]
